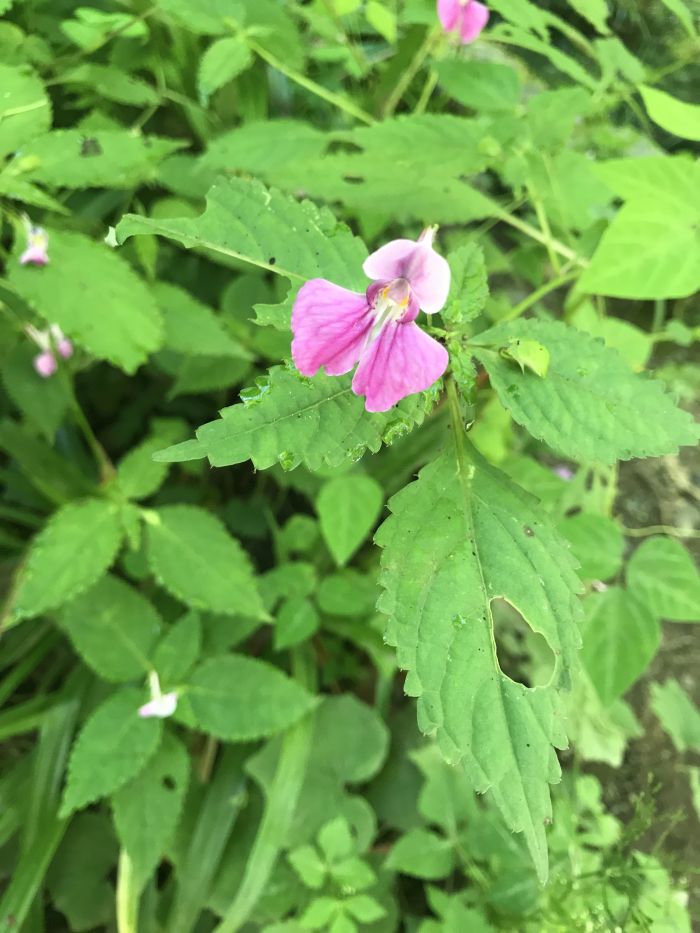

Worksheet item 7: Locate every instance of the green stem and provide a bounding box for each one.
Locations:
[652,299,666,333]
[116,850,140,933]
[382,26,442,118]
[502,269,580,321]
[65,378,115,483]
[213,648,316,933]
[528,184,561,275]
[621,524,700,540]
[414,68,439,114]
[494,209,588,267]
[247,39,374,125]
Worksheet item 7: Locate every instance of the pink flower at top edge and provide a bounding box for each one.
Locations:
[291,227,450,413]
[20,225,50,266]
[437,0,490,44]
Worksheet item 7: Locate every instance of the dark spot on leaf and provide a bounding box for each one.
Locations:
[523,525,534,536]
[326,139,364,156]
[162,775,176,791]
[268,257,276,265]
[80,136,102,157]
[342,175,365,185]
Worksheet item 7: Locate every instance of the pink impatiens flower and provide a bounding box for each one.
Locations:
[437,0,490,44]
[291,227,450,413]
[20,224,50,266]
[25,323,73,378]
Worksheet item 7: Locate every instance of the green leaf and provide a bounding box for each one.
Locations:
[112,731,190,888]
[345,894,385,923]
[443,243,488,329]
[289,844,326,889]
[376,444,582,881]
[154,282,249,359]
[318,816,354,862]
[198,36,253,104]
[0,418,92,503]
[639,85,700,142]
[59,575,162,683]
[558,514,624,581]
[0,63,51,158]
[186,654,317,740]
[60,688,162,816]
[59,63,159,106]
[0,341,71,439]
[570,302,652,371]
[501,338,549,378]
[17,130,183,188]
[11,499,123,623]
[659,0,696,36]
[435,61,520,112]
[471,319,699,463]
[145,505,264,618]
[274,597,320,651]
[387,827,455,880]
[626,537,700,622]
[581,588,660,705]
[366,0,397,41]
[116,438,170,501]
[650,680,700,753]
[154,612,202,684]
[188,367,428,471]
[566,0,609,33]
[317,475,384,566]
[317,570,377,617]
[581,157,700,300]
[9,230,163,373]
[116,176,368,289]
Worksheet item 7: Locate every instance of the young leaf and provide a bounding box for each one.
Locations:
[198,36,253,105]
[145,505,265,618]
[581,588,660,705]
[376,443,582,881]
[471,319,699,463]
[116,437,170,501]
[316,475,384,566]
[186,367,428,471]
[639,85,700,143]
[9,230,163,374]
[10,499,123,623]
[0,63,51,158]
[60,688,162,817]
[112,731,190,888]
[442,243,489,329]
[59,575,162,683]
[186,654,317,740]
[274,597,320,651]
[558,514,624,582]
[154,282,250,359]
[650,680,700,753]
[116,176,368,290]
[387,827,455,880]
[154,612,202,684]
[626,537,700,622]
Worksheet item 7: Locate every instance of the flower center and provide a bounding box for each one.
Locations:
[371,278,411,329]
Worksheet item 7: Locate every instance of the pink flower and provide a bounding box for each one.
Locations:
[51,325,73,360]
[291,227,450,413]
[34,350,57,378]
[138,691,178,719]
[437,0,489,43]
[20,225,50,266]
[553,465,574,481]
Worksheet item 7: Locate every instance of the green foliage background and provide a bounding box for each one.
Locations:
[0,0,699,930]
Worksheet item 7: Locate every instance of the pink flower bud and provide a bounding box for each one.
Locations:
[34,351,57,378]
[138,692,178,719]
[20,226,50,266]
[57,338,73,359]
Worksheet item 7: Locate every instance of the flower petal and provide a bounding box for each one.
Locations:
[33,351,56,378]
[459,0,489,43]
[363,236,450,314]
[20,246,49,266]
[352,321,448,412]
[362,238,418,283]
[138,692,178,719]
[291,279,374,377]
[437,0,461,31]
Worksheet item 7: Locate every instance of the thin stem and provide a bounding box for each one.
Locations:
[116,850,139,933]
[382,26,442,118]
[414,68,439,114]
[319,0,366,71]
[502,269,579,321]
[621,524,700,540]
[0,100,49,121]
[65,379,115,483]
[652,299,666,333]
[247,39,374,125]
[213,648,316,933]
[528,184,561,274]
[494,209,588,267]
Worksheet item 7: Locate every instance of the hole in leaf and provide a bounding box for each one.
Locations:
[161,775,176,791]
[325,139,364,155]
[342,175,365,185]
[490,597,555,688]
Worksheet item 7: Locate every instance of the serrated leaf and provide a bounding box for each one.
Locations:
[443,243,488,329]
[650,680,700,753]
[9,230,163,373]
[581,588,660,705]
[117,437,170,501]
[59,575,162,683]
[639,84,700,142]
[60,688,162,817]
[186,654,317,740]
[17,130,183,189]
[60,63,159,106]
[189,367,428,471]
[387,827,455,880]
[154,611,202,685]
[0,341,71,439]
[116,176,368,289]
[145,505,264,618]
[435,61,520,112]
[154,281,249,359]
[11,499,123,622]
[0,63,51,158]
[626,537,700,622]
[198,36,253,105]
[112,731,190,888]
[376,443,583,880]
[317,475,383,566]
[558,514,624,581]
[471,319,699,463]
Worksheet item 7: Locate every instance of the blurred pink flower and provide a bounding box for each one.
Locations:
[20,224,50,266]
[34,350,57,378]
[138,692,178,719]
[25,323,72,378]
[553,465,574,481]
[437,0,489,43]
[291,227,450,413]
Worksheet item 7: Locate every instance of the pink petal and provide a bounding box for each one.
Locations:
[138,692,178,719]
[459,0,489,43]
[291,279,374,377]
[33,351,57,378]
[363,235,450,314]
[352,321,448,412]
[437,0,461,31]
[57,339,73,359]
[20,246,49,266]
